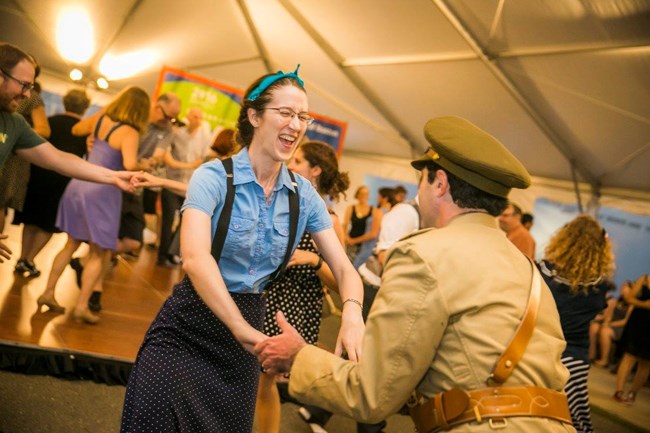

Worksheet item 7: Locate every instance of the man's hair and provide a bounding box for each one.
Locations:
[521,213,534,225]
[510,203,523,216]
[0,43,36,72]
[394,185,407,195]
[378,187,396,206]
[63,89,90,115]
[157,93,175,104]
[425,161,507,216]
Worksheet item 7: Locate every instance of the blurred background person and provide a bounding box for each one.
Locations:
[589,280,632,368]
[614,274,650,405]
[13,88,90,277]
[36,86,149,323]
[393,184,407,204]
[255,140,350,433]
[156,107,207,267]
[499,202,536,259]
[538,215,614,433]
[207,127,240,161]
[342,185,382,269]
[521,212,534,230]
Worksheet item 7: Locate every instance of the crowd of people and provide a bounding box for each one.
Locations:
[1,40,648,433]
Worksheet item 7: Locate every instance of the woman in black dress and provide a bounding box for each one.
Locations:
[13,89,90,278]
[614,274,650,405]
[255,141,349,433]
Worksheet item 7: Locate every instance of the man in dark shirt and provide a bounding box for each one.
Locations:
[0,42,135,264]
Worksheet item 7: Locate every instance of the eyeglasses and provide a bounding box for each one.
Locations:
[264,107,314,125]
[1,68,35,94]
[157,104,181,126]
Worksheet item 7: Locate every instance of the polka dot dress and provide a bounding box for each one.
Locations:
[264,232,324,344]
[121,276,264,433]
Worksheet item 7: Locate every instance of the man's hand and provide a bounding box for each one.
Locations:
[0,234,12,263]
[255,311,307,374]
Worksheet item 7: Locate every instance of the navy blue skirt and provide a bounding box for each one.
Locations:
[121,276,265,433]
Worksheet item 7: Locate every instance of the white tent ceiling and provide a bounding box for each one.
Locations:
[3,0,650,197]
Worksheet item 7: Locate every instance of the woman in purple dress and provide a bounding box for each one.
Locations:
[36,86,149,324]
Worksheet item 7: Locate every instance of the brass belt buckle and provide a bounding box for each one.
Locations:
[488,418,508,430]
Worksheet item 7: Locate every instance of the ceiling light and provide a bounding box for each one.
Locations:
[99,50,158,80]
[56,8,95,64]
[96,77,109,90]
[69,69,83,81]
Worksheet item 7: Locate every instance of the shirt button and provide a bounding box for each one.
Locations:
[234,224,240,229]
[283,229,288,235]
[249,269,255,275]
[259,223,264,229]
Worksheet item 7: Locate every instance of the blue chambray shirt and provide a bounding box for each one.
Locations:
[181,148,332,294]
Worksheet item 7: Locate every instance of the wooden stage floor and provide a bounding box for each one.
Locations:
[0,220,181,361]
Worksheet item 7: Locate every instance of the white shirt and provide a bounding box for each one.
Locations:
[358,200,421,286]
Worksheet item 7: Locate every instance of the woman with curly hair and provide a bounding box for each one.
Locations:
[538,214,614,433]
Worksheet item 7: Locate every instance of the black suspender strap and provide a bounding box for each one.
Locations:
[210,158,235,262]
[267,170,300,284]
[209,159,300,283]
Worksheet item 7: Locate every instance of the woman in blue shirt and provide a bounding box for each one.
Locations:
[121,68,365,433]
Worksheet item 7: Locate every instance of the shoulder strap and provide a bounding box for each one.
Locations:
[267,170,300,283]
[104,122,126,142]
[93,114,105,139]
[489,257,542,385]
[210,158,235,262]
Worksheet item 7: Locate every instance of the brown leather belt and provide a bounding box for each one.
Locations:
[409,385,572,432]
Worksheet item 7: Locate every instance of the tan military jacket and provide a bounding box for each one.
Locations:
[290,213,574,432]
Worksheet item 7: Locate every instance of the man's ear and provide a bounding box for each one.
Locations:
[248,107,260,127]
[435,169,449,196]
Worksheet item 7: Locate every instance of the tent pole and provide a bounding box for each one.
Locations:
[432,0,600,190]
[571,161,584,213]
[278,0,423,154]
[236,0,274,74]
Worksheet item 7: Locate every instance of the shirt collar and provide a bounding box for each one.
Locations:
[447,211,498,229]
[232,147,298,193]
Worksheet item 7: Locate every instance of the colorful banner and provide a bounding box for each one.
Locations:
[154,66,347,155]
[154,67,243,131]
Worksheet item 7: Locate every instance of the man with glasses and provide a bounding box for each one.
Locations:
[0,43,135,264]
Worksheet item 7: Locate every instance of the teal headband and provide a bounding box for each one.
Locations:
[247,64,304,101]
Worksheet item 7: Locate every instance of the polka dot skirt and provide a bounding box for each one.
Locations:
[263,232,324,344]
[121,276,264,433]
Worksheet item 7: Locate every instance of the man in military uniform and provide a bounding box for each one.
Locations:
[256,116,575,432]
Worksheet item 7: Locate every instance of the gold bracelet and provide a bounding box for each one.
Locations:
[342,298,363,310]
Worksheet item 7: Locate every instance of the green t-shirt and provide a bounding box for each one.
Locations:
[0,111,47,170]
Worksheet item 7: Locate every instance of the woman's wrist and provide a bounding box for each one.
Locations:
[312,255,323,271]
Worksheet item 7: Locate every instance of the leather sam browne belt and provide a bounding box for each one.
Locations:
[409,386,572,432]
[409,258,573,432]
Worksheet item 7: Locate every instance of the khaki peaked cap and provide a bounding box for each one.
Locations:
[411,116,531,198]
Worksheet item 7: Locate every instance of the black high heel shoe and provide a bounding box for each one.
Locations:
[15,259,41,277]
